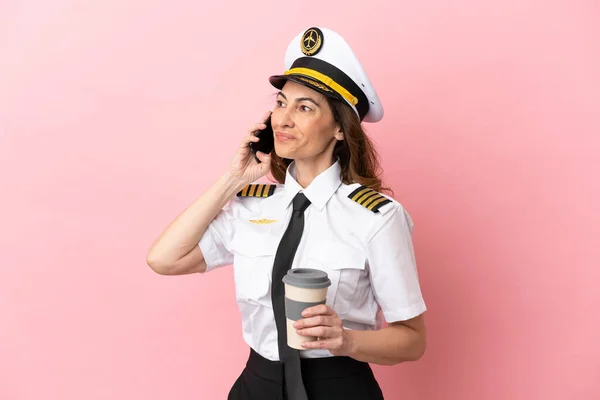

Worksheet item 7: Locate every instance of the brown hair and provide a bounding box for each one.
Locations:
[267,96,392,195]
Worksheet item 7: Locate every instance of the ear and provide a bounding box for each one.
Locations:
[334,126,344,141]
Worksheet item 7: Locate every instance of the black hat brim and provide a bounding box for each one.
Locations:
[268,74,345,104]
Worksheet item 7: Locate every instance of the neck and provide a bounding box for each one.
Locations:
[294,156,335,188]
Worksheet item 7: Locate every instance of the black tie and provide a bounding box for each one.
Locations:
[271,192,311,400]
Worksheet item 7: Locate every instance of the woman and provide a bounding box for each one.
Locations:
[147,27,427,400]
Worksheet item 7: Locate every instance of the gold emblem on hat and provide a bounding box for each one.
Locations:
[301,28,323,56]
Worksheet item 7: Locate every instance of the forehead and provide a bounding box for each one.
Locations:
[280,80,327,102]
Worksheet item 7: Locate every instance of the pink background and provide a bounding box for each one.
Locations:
[1,1,599,399]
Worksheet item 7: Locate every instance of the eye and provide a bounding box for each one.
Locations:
[300,105,312,112]
[276,100,285,107]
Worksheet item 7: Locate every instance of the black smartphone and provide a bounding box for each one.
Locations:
[248,115,274,163]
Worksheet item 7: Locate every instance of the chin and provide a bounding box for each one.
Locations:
[274,147,296,160]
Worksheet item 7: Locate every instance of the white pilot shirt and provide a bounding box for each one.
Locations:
[198,160,427,361]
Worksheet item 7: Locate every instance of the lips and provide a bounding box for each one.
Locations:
[275,132,295,141]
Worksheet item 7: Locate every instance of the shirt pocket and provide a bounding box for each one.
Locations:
[230,229,279,307]
[307,241,366,315]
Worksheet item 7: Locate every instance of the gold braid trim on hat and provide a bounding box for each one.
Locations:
[296,77,332,92]
[284,67,358,106]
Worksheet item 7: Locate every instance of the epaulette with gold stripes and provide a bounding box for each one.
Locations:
[348,185,392,213]
[237,183,277,198]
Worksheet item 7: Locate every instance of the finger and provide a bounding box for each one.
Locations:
[300,337,339,350]
[248,122,267,134]
[293,315,333,329]
[247,111,271,133]
[243,128,262,142]
[262,110,272,123]
[248,111,271,132]
[296,325,337,339]
[239,134,258,150]
[256,151,271,163]
[301,304,335,318]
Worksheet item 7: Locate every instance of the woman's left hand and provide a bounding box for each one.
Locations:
[293,304,353,356]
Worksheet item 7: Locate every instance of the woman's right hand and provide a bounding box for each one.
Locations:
[227,111,273,186]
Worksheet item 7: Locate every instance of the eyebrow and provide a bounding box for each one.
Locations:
[277,91,321,107]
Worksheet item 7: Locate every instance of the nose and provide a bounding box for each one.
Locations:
[273,106,295,129]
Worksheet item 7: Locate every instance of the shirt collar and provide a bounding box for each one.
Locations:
[281,160,342,212]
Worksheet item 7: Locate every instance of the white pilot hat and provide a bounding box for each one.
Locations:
[269,27,384,123]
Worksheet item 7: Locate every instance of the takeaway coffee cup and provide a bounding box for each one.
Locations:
[282,268,331,349]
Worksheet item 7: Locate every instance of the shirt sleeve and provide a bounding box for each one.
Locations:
[366,205,427,322]
[198,200,237,272]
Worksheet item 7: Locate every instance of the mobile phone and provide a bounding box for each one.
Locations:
[248,115,274,163]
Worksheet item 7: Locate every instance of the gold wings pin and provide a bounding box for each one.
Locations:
[249,218,278,224]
